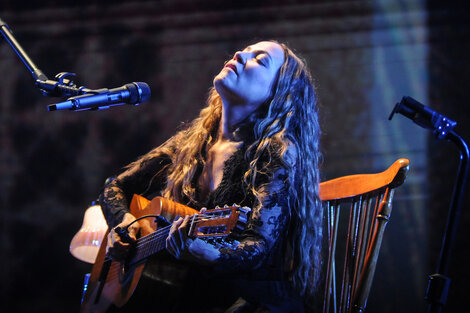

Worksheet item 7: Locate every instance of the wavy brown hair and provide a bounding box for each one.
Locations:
[141,42,322,296]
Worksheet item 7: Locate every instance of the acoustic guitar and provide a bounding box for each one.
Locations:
[80,194,251,313]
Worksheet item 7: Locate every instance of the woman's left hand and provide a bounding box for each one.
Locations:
[166,214,220,265]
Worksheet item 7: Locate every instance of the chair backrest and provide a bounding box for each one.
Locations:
[319,158,410,313]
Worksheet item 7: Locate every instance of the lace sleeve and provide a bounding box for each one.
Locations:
[214,166,291,274]
[99,154,172,227]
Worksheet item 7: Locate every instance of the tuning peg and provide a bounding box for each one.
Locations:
[239,206,251,213]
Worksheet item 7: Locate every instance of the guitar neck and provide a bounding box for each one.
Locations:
[129,224,171,266]
[127,204,251,266]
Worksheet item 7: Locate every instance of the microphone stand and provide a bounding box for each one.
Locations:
[389,96,470,313]
[0,18,92,100]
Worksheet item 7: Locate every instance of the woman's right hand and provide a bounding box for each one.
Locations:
[106,212,141,261]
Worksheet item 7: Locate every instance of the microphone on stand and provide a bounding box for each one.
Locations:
[47,82,151,111]
[389,96,456,139]
[1,19,151,111]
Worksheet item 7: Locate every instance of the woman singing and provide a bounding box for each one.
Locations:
[100,40,323,313]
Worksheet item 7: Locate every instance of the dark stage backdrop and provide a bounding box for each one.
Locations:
[0,1,469,312]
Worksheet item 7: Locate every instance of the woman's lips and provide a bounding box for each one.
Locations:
[224,63,238,74]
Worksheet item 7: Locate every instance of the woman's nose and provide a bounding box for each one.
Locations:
[233,51,248,64]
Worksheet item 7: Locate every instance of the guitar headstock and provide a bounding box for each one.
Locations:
[188,205,251,239]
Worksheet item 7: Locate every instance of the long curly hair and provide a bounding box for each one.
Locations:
[141,42,322,296]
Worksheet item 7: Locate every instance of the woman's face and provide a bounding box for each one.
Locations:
[214,41,285,110]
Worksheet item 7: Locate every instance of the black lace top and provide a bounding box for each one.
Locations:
[99,144,304,312]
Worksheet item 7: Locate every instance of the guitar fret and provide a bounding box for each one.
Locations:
[130,226,171,266]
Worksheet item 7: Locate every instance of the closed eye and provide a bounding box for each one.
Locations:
[255,54,268,66]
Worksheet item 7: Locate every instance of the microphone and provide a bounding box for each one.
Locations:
[389,96,457,139]
[47,82,151,111]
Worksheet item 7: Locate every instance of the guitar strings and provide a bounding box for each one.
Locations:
[133,213,230,246]
[132,213,227,255]
[103,213,230,263]
[102,212,235,282]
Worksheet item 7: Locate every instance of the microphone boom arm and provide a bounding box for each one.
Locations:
[0,18,93,99]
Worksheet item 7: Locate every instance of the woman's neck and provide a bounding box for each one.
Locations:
[219,105,244,142]
[219,100,258,143]
[217,114,242,143]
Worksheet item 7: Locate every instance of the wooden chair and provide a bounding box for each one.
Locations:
[319,158,410,313]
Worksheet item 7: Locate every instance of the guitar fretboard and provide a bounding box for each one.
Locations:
[119,207,247,266]
[129,224,171,266]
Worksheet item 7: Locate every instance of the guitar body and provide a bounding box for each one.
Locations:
[80,229,145,313]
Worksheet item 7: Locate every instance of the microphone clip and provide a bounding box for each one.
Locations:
[35,72,93,99]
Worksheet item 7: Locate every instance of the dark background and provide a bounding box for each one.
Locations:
[0,1,469,312]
